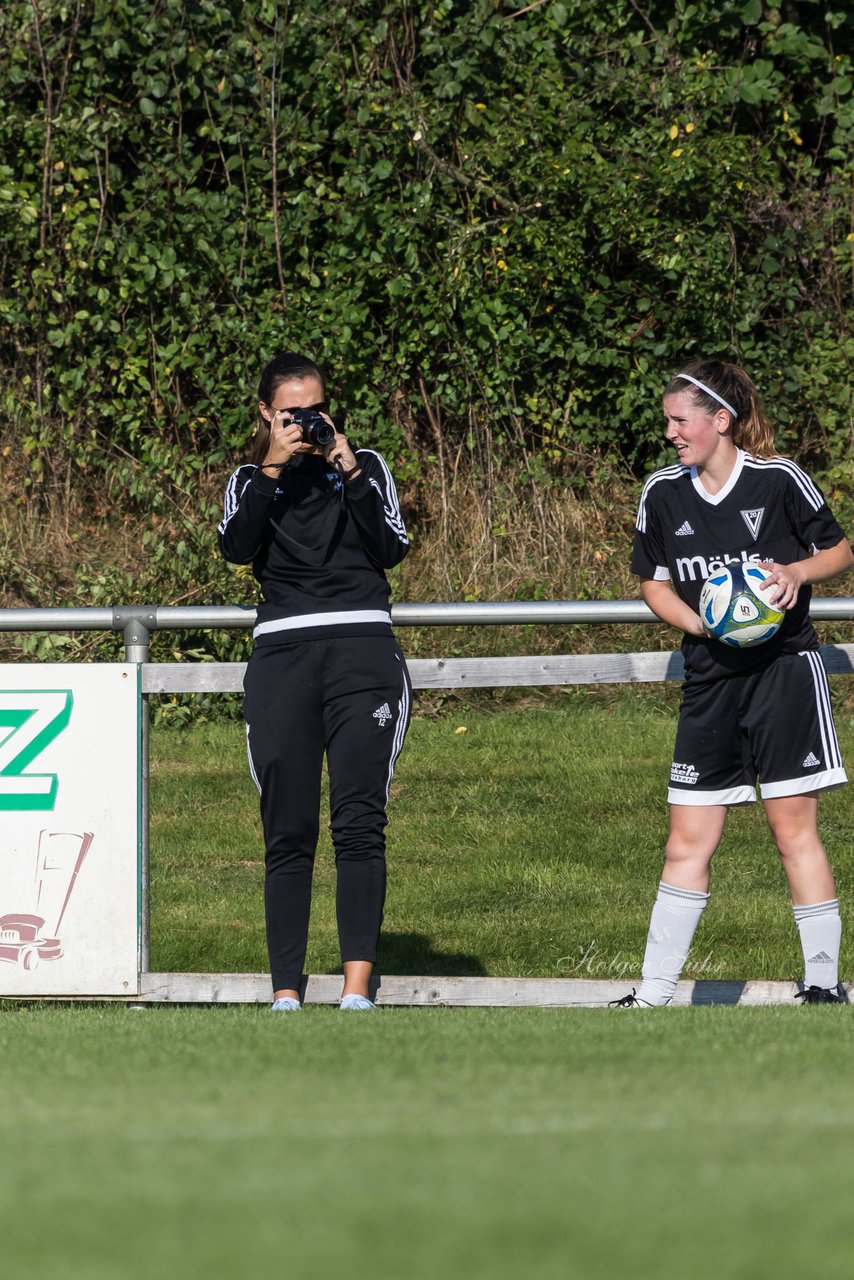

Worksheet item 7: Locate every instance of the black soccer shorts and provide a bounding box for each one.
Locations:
[668,650,847,806]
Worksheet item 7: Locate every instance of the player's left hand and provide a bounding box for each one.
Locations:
[757,560,806,610]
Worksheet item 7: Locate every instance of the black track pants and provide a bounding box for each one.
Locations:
[244,634,411,991]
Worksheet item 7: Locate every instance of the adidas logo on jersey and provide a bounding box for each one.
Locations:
[373,702,392,728]
[802,752,821,768]
[674,521,694,536]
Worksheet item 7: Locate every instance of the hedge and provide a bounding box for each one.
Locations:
[0,0,851,638]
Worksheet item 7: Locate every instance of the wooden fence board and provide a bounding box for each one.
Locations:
[135,973,851,1007]
[142,644,854,694]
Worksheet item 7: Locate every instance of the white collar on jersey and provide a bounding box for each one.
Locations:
[690,448,745,506]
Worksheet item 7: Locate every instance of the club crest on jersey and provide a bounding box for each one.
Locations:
[740,507,765,540]
[372,702,392,728]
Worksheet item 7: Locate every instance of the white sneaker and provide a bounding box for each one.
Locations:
[339,994,376,1011]
[271,996,301,1011]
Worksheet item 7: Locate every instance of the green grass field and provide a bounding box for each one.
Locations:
[2,1003,852,1280]
[5,693,854,1279]
[150,692,854,983]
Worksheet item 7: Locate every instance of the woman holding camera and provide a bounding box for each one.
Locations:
[218,352,411,1011]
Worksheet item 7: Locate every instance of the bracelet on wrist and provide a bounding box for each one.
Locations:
[343,467,363,483]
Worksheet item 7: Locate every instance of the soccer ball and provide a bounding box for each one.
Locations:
[699,562,785,648]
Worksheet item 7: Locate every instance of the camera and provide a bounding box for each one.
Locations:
[289,407,335,449]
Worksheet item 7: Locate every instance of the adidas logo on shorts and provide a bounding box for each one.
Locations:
[373,703,392,728]
[674,521,694,536]
[802,752,820,768]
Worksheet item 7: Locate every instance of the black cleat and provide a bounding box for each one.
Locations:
[795,983,847,1005]
[608,988,653,1008]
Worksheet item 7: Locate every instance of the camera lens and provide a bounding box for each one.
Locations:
[290,408,335,448]
[308,419,335,448]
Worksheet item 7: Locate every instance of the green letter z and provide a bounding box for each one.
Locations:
[0,691,74,811]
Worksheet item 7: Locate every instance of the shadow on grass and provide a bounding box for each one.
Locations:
[377,931,487,976]
[690,982,747,1005]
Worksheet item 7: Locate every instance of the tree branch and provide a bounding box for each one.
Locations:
[411,131,521,214]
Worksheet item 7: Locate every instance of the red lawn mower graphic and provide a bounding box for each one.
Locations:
[0,830,93,971]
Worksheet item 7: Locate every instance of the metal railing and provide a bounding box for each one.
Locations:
[2,598,853,663]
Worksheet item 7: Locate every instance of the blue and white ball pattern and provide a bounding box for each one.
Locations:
[699,563,785,648]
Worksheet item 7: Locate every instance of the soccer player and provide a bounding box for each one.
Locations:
[218,352,411,1011]
[612,359,853,1007]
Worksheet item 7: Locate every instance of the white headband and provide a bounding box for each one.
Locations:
[675,373,738,418]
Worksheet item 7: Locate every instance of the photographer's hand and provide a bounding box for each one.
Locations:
[326,431,362,482]
[260,410,311,473]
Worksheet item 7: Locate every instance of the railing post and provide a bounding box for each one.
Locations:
[138,680,151,981]
[113,608,157,988]
[115,610,155,664]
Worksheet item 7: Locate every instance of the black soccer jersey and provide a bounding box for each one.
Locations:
[632,449,846,681]
[218,448,409,645]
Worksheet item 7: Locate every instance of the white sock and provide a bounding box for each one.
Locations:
[635,881,710,1007]
[793,898,841,989]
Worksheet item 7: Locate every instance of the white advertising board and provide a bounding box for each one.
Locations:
[0,664,140,996]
